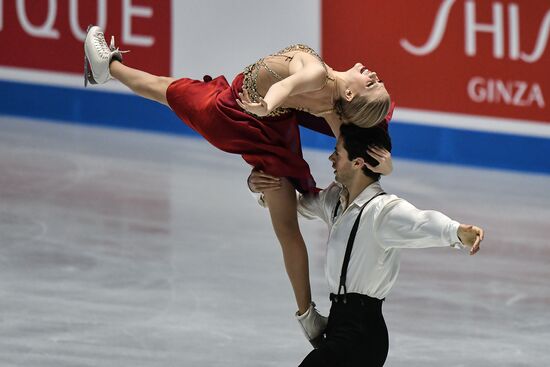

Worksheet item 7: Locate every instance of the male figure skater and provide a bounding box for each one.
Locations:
[248,123,484,366]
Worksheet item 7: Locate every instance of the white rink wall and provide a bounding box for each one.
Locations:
[171,0,321,80]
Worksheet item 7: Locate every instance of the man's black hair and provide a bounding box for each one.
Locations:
[339,123,392,181]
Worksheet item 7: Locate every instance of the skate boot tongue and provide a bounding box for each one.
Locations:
[109,36,130,63]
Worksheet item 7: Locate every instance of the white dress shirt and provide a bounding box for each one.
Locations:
[297,181,463,299]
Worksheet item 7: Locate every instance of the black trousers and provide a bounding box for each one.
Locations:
[299,293,388,367]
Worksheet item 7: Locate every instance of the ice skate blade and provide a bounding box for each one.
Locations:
[84,24,96,87]
[83,55,97,87]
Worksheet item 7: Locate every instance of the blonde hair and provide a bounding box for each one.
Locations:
[334,93,391,128]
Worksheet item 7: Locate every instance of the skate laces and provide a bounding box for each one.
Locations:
[109,36,129,55]
[92,32,129,60]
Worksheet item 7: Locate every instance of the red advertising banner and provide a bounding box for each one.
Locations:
[0,0,171,76]
[322,0,549,123]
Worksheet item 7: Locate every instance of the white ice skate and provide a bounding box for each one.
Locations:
[84,25,128,87]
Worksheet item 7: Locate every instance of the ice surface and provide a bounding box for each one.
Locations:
[1,117,549,366]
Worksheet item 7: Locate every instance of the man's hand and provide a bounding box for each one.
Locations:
[247,169,282,193]
[457,224,484,255]
[365,146,393,176]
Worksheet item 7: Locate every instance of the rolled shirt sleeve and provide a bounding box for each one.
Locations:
[249,191,267,208]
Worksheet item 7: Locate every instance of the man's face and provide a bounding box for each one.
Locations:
[329,136,354,184]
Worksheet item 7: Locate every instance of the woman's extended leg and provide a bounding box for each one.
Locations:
[85,25,173,104]
[110,61,175,106]
[263,178,311,315]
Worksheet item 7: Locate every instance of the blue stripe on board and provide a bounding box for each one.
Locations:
[387,123,550,174]
[3,79,550,175]
[0,79,195,136]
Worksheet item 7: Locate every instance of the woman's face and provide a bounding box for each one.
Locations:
[346,63,388,100]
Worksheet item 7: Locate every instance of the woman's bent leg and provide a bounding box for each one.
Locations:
[263,178,311,315]
[110,61,175,106]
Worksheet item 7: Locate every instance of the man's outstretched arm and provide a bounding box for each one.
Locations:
[376,198,485,255]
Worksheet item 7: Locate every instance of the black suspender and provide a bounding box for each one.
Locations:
[336,192,386,303]
[332,201,340,222]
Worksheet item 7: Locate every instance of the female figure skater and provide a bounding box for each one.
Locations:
[83,26,393,337]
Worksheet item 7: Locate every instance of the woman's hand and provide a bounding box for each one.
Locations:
[365,146,393,175]
[457,224,484,255]
[247,169,282,193]
[237,88,270,116]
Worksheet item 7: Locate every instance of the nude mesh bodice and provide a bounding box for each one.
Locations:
[242,44,329,117]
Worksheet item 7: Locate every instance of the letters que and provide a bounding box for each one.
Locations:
[1,0,155,46]
[400,0,547,108]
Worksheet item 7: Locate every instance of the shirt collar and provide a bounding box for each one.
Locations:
[344,181,384,209]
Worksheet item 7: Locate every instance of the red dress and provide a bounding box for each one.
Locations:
[166,73,321,193]
[166,46,394,194]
